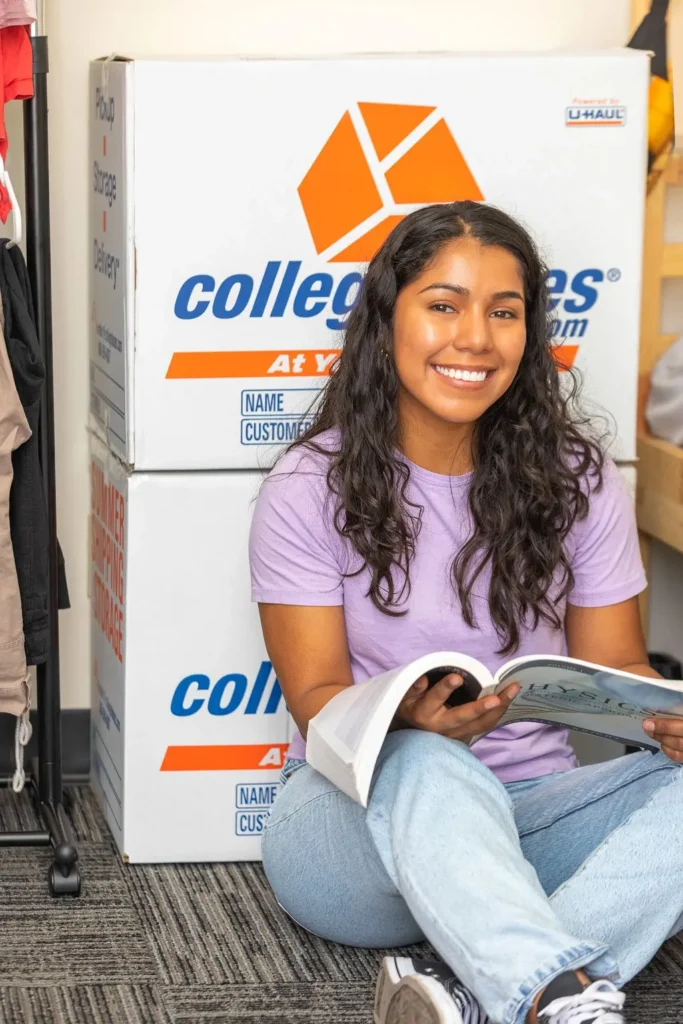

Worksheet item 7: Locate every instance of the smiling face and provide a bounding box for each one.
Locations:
[392,236,527,436]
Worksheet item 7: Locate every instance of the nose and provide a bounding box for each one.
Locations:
[453,307,493,354]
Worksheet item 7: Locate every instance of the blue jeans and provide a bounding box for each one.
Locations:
[261,730,683,1024]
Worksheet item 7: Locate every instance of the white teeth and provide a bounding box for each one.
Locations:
[434,365,488,382]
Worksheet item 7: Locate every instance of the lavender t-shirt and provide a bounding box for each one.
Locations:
[249,431,646,783]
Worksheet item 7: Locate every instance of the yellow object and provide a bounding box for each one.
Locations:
[648,73,674,158]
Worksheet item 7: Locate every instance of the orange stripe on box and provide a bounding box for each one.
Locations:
[166,349,341,379]
[553,345,579,371]
[160,743,289,772]
[169,347,577,378]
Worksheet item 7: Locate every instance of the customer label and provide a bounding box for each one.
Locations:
[235,810,270,836]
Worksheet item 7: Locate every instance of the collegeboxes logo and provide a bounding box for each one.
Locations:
[169,101,611,380]
[161,661,289,776]
[297,102,483,263]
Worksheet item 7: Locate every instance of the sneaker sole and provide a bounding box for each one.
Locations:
[375,959,464,1024]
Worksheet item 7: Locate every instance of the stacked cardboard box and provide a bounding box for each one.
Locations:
[89,52,648,861]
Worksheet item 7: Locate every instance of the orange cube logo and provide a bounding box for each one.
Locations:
[297,102,484,263]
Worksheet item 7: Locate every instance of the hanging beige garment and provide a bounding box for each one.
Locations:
[0,287,32,789]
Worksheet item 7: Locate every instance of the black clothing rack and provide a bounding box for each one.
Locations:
[0,25,81,896]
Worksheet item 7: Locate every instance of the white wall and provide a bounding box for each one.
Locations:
[11,0,632,707]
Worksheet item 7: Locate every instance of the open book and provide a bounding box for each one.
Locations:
[306,652,683,807]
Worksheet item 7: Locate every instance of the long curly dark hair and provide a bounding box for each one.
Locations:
[288,201,606,655]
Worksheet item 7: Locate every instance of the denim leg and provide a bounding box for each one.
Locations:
[262,758,425,948]
[263,731,609,1024]
[511,750,683,986]
[366,731,609,1024]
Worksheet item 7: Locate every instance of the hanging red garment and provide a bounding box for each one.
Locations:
[0,25,32,222]
[0,24,32,159]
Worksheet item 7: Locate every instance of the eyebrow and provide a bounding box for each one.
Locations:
[418,283,524,302]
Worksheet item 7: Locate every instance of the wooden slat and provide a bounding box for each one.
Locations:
[672,1,683,152]
[636,433,683,554]
[638,372,650,435]
[664,153,683,184]
[640,171,668,375]
[638,529,651,638]
[661,242,683,276]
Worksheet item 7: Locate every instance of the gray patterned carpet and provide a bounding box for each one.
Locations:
[0,785,682,1023]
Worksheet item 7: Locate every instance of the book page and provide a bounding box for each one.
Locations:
[495,659,683,746]
[318,676,400,763]
[306,661,427,804]
[499,707,660,747]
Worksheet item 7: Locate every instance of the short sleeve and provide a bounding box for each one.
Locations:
[568,459,647,607]
[249,448,344,606]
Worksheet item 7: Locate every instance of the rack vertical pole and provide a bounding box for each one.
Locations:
[24,15,62,805]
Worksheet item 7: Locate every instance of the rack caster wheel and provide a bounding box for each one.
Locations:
[48,842,81,897]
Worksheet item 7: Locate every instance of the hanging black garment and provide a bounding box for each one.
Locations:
[0,240,69,666]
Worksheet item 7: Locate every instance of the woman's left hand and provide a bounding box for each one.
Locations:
[643,718,683,763]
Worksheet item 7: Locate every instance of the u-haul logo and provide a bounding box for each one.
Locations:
[160,661,289,773]
[565,101,626,127]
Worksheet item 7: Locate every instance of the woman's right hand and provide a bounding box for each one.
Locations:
[395,673,520,744]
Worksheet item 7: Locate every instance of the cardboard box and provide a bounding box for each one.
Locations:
[89,435,291,862]
[87,451,641,863]
[89,51,648,470]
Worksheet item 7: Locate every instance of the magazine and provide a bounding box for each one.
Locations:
[305,652,683,806]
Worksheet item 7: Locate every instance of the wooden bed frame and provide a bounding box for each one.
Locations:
[629,0,683,635]
[636,151,683,633]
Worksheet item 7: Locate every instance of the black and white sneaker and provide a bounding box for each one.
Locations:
[374,957,488,1024]
[537,974,625,1024]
